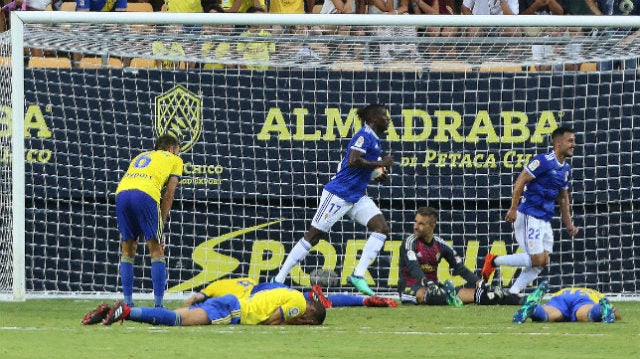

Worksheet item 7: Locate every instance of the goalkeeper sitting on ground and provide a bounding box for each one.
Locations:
[398,207,523,306]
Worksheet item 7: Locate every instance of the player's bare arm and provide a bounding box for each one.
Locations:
[160,176,180,223]
[557,189,579,236]
[505,170,534,223]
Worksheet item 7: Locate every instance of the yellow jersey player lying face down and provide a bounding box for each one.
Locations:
[512,281,621,324]
[83,285,326,326]
[182,277,397,309]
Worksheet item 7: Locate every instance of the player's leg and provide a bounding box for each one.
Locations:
[274,190,349,283]
[513,280,548,323]
[505,214,549,294]
[348,197,387,295]
[147,238,166,308]
[140,196,167,308]
[115,192,139,306]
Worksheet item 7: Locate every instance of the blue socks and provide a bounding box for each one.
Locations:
[120,256,166,307]
[151,257,167,308]
[530,305,549,322]
[588,304,603,322]
[328,294,365,307]
[129,307,181,326]
[120,256,135,306]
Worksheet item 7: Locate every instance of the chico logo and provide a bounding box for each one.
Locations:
[155,84,202,152]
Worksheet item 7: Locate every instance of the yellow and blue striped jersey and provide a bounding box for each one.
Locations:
[549,287,604,303]
[239,287,307,325]
[201,278,257,300]
[116,150,183,203]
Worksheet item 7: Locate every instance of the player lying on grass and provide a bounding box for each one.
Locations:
[399,207,523,306]
[513,281,621,324]
[82,285,326,326]
[182,277,397,309]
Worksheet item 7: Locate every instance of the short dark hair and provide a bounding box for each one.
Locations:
[310,300,326,325]
[202,0,224,13]
[154,134,180,151]
[357,104,387,124]
[551,126,574,140]
[416,207,438,221]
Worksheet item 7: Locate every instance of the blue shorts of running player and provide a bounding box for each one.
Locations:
[116,190,161,242]
[546,293,596,322]
[190,294,241,325]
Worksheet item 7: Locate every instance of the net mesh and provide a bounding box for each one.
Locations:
[1,16,639,299]
[0,31,12,297]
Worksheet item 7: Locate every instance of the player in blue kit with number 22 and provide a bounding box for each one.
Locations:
[482,127,580,294]
[273,104,394,295]
[115,134,183,308]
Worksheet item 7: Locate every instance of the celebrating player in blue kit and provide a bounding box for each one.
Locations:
[482,127,580,294]
[512,281,620,324]
[115,134,182,308]
[273,104,394,295]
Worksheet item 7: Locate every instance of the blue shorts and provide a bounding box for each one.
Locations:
[546,293,596,322]
[116,190,161,242]
[190,294,241,325]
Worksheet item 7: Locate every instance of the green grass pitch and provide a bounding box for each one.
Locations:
[0,299,639,359]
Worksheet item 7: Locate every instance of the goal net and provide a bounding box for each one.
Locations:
[1,12,639,300]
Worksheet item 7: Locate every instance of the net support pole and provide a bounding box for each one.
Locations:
[11,12,26,302]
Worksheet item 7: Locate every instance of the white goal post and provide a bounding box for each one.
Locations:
[2,11,639,301]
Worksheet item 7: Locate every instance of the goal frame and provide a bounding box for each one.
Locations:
[6,11,640,301]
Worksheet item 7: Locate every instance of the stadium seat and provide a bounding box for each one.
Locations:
[580,62,597,72]
[330,61,372,71]
[27,57,72,68]
[378,61,423,72]
[77,57,123,69]
[127,3,153,12]
[478,62,522,72]
[428,61,473,72]
[129,57,157,69]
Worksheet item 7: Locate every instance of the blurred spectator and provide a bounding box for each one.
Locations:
[219,0,265,12]
[461,0,519,36]
[287,25,328,64]
[201,2,237,70]
[320,0,354,13]
[163,0,202,12]
[519,0,567,71]
[75,0,127,11]
[596,0,640,70]
[563,0,602,15]
[268,0,309,13]
[237,7,275,70]
[133,0,162,11]
[367,0,419,62]
[413,1,458,59]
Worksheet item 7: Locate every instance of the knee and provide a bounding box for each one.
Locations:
[530,253,549,267]
[304,228,325,246]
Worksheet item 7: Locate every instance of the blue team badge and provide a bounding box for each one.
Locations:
[155,84,203,152]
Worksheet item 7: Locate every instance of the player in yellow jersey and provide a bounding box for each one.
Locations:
[91,286,325,326]
[115,134,182,308]
[181,277,397,308]
[512,281,621,324]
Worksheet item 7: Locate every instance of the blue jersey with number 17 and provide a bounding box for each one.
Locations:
[519,151,571,221]
[324,125,382,203]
